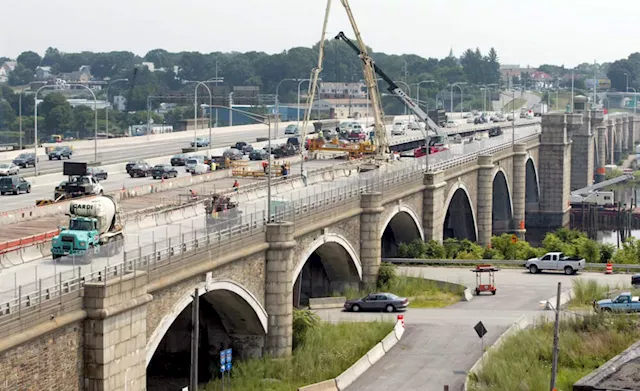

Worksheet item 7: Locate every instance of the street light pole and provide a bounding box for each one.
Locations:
[18,90,23,150]
[185,81,213,152]
[105,78,128,139]
[627,87,637,120]
[624,72,629,93]
[416,80,435,112]
[275,78,298,138]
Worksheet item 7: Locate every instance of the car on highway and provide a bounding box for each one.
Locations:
[152,164,178,179]
[249,149,269,161]
[391,122,406,136]
[525,252,585,275]
[191,137,209,148]
[223,148,244,161]
[466,117,476,124]
[0,176,31,195]
[231,141,253,154]
[12,153,36,168]
[170,154,190,166]
[48,146,73,160]
[445,120,458,128]
[488,127,503,138]
[284,124,299,135]
[0,163,20,176]
[126,160,147,173]
[343,292,409,313]
[129,163,153,178]
[86,167,108,181]
[185,156,205,173]
[273,143,297,158]
[507,115,514,121]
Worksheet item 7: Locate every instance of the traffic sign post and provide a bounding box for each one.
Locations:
[219,348,233,390]
[474,321,488,351]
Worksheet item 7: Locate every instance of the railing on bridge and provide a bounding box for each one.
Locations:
[0,125,542,328]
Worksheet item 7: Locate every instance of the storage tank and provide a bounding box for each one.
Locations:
[69,195,117,235]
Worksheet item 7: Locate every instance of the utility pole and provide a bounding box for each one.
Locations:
[549,282,561,391]
[190,288,200,391]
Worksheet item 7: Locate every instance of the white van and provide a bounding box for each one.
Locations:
[391,121,406,136]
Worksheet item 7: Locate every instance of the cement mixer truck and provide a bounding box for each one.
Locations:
[51,195,124,262]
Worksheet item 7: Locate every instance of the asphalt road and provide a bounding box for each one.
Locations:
[314,267,633,391]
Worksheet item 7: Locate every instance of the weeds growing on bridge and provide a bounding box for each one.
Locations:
[468,313,640,391]
[202,321,393,391]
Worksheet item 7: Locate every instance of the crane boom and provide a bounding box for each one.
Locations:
[335,32,447,145]
[299,0,332,171]
[338,0,389,157]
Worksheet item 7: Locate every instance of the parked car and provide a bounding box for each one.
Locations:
[170,154,190,166]
[231,142,253,154]
[152,164,178,179]
[525,252,585,275]
[0,176,31,195]
[594,292,640,313]
[273,143,297,158]
[13,153,36,168]
[48,146,73,160]
[488,127,503,138]
[191,137,210,148]
[0,163,19,176]
[126,160,147,173]
[223,148,244,161]
[86,167,108,181]
[284,124,299,135]
[129,163,153,178]
[249,149,269,161]
[633,274,640,288]
[391,122,406,136]
[185,156,205,173]
[344,292,409,313]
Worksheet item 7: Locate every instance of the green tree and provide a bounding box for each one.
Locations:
[71,105,94,137]
[44,105,72,135]
[8,63,33,86]
[0,100,16,130]
[16,51,42,71]
[39,93,69,118]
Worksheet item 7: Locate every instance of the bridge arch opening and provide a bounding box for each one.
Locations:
[381,207,424,257]
[492,170,513,235]
[293,235,361,308]
[443,185,477,241]
[146,281,267,390]
[525,158,540,210]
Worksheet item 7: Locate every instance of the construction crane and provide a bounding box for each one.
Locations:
[337,0,389,159]
[335,33,449,151]
[299,0,332,173]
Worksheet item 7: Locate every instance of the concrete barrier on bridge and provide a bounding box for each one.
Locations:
[464,315,528,391]
[309,297,346,310]
[21,245,43,264]
[0,250,23,268]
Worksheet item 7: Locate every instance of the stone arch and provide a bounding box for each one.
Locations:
[293,234,362,307]
[442,182,478,241]
[380,205,424,257]
[146,280,268,368]
[492,168,514,234]
[525,157,540,205]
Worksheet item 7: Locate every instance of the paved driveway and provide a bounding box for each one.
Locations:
[315,267,633,391]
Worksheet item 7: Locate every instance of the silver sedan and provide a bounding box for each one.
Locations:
[0,163,19,176]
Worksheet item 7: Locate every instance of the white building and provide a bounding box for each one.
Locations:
[0,61,17,83]
[313,98,370,119]
[113,95,127,111]
[318,82,366,99]
[66,98,110,110]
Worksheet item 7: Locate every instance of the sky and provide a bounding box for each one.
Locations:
[1,0,639,67]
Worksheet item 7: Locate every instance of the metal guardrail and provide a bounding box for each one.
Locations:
[0,124,543,322]
[383,258,640,271]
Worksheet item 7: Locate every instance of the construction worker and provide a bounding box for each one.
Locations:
[189,189,197,200]
[232,180,240,192]
[210,161,217,172]
[302,169,308,186]
[262,161,268,173]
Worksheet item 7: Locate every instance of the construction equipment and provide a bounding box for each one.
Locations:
[204,193,242,230]
[335,30,449,153]
[337,0,389,159]
[471,264,500,295]
[51,195,124,262]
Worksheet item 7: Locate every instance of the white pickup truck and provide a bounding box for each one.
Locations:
[525,252,586,275]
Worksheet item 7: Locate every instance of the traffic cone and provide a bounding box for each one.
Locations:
[605,262,613,274]
[397,314,404,328]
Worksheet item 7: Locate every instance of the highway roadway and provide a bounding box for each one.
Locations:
[315,267,632,391]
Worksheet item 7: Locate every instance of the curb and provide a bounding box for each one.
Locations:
[298,319,405,391]
[463,315,529,390]
[542,288,574,311]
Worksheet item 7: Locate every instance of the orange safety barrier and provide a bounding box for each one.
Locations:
[0,229,60,255]
[605,262,613,274]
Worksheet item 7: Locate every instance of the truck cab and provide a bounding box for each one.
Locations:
[594,292,640,313]
[51,216,100,260]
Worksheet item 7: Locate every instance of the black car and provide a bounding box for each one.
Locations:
[86,167,108,181]
[0,176,31,195]
[129,163,153,178]
[488,127,503,138]
[273,143,297,158]
[249,149,269,161]
[632,274,640,288]
[223,148,244,160]
[152,164,178,179]
[231,141,253,154]
[170,154,190,166]
[126,160,147,174]
[48,146,72,160]
[13,153,36,168]
[344,292,409,313]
